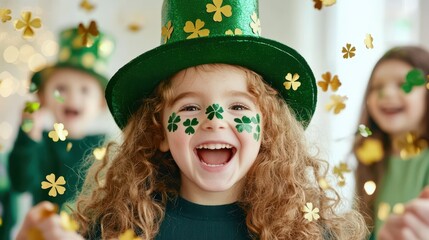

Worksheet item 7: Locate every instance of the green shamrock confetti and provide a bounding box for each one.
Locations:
[205,104,224,120]
[358,124,372,137]
[167,112,181,132]
[54,90,64,103]
[21,119,34,133]
[401,69,426,93]
[183,118,199,135]
[29,82,38,92]
[23,101,40,114]
[234,116,253,133]
[251,114,261,141]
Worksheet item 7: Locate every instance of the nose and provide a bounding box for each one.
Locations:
[200,116,227,131]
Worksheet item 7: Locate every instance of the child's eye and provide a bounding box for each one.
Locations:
[179,105,200,112]
[230,104,249,111]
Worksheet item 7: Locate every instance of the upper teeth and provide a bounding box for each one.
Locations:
[196,144,233,150]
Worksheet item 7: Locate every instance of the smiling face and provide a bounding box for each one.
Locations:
[160,64,262,204]
[367,59,427,138]
[40,68,105,138]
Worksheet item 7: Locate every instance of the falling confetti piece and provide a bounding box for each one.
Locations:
[14,11,42,38]
[283,73,301,91]
[0,8,12,23]
[313,0,323,10]
[21,119,34,133]
[78,20,99,47]
[93,147,106,160]
[364,34,374,49]
[23,101,40,113]
[66,142,73,152]
[41,173,66,197]
[60,211,79,231]
[119,229,142,240]
[128,23,142,32]
[322,0,336,6]
[48,123,69,142]
[392,203,404,215]
[325,94,347,114]
[333,162,351,187]
[356,138,384,165]
[80,0,95,12]
[364,181,376,195]
[318,177,330,190]
[54,89,64,103]
[317,72,341,92]
[358,124,372,137]
[342,43,356,59]
[0,217,2,226]
[396,132,428,160]
[29,82,38,92]
[302,202,320,222]
[378,202,390,221]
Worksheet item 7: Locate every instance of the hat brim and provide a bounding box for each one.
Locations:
[106,35,317,129]
[31,63,109,92]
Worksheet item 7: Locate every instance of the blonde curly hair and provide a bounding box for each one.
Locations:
[75,64,367,239]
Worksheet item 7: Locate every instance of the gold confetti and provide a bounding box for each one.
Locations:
[0,8,12,23]
[80,0,95,12]
[333,162,351,187]
[322,0,336,6]
[313,0,323,10]
[60,211,79,231]
[128,23,142,32]
[342,43,356,59]
[66,142,73,152]
[283,73,301,91]
[119,229,142,240]
[317,72,341,92]
[302,202,320,222]
[93,147,106,160]
[78,20,99,47]
[48,123,69,142]
[318,177,330,190]
[377,202,390,221]
[0,217,2,226]
[206,0,232,22]
[250,12,261,36]
[396,133,428,160]
[0,144,3,152]
[364,181,376,195]
[161,21,174,43]
[41,173,66,197]
[392,203,404,215]
[364,34,374,49]
[14,11,41,38]
[356,138,384,165]
[184,19,210,39]
[325,94,347,114]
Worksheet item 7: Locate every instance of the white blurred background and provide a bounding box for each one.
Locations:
[0,0,428,237]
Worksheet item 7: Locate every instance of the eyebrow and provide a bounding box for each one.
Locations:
[171,92,200,105]
[170,90,256,105]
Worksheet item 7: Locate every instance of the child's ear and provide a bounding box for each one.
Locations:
[159,137,170,152]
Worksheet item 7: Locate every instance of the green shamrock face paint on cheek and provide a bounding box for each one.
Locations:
[205,104,224,120]
[183,118,199,135]
[167,112,181,132]
[234,113,261,141]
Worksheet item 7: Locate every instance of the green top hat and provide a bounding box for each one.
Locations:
[31,27,115,91]
[107,0,317,129]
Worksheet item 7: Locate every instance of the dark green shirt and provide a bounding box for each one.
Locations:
[8,129,104,208]
[373,149,429,238]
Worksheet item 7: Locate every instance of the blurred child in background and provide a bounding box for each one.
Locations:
[354,46,429,239]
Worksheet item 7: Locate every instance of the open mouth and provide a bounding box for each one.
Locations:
[195,143,237,167]
[64,107,80,118]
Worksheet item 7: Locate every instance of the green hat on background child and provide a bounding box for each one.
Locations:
[31,27,115,91]
[106,0,317,129]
